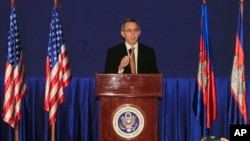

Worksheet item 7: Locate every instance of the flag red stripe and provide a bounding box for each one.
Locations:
[235,35,244,67]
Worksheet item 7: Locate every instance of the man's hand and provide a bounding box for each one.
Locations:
[119,56,130,71]
[220,138,229,141]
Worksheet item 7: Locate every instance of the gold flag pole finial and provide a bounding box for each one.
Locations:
[240,0,244,3]
[54,0,58,8]
[11,0,15,7]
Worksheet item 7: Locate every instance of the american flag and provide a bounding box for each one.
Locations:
[229,1,248,124]
[2,7,27,128]
[193,3,217,136]
[44,7,72,126]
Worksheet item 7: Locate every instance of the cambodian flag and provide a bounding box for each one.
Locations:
[193,2,217,136]
[229,1,248,125]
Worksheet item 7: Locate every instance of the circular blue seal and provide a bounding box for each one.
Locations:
[112,104,145,139]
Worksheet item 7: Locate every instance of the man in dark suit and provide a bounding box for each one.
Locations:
[104,18,158,74]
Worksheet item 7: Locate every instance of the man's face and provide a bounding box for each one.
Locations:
[121,22,141,46]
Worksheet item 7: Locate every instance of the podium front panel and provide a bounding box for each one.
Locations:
[95,74,162,141]
[100,97,158,141]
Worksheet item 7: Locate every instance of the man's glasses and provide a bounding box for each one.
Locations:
[123,28,140,33]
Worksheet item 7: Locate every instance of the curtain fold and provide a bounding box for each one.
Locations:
[0,77,249,141]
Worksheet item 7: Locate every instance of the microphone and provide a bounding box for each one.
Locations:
[128,49,132,55]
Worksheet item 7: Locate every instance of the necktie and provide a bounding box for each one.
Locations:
[129,47,136,74]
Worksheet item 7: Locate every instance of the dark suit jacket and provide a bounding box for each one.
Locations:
[104,43,159,73]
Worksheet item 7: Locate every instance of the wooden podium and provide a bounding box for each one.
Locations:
[96,74,162,141]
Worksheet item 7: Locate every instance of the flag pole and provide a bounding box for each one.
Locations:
[202,0,211,137]
[10,0,19,140]
[15,125,19,141]
[50,0,57,140]
[51,123,55,141]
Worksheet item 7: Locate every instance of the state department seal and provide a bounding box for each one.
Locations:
[112,104,145,140]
